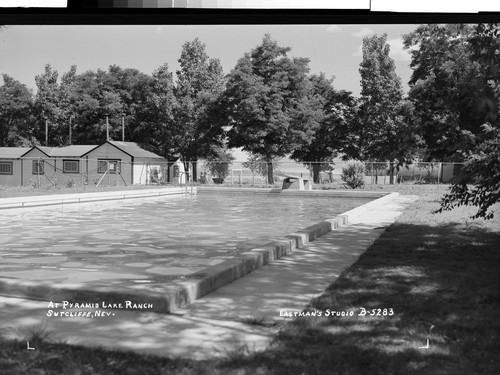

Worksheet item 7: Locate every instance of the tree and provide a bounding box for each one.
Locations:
[436,23,500,219]
[290,73,357,183]
[242,153,281,182]
[174,38,226,180]
[354,34,418,184]
[59,65,78,145]
[0,74,35,146]
[62,66,152,145]
[403,24,493,162]
[223,34,319,184]
[99,65,153,143]
[65,69,102,145]
[141,63,178,159]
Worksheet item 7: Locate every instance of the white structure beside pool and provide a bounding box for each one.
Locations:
[0,141,168,187]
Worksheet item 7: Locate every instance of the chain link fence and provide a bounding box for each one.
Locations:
[200,160,464,187]
[0,156,464,189]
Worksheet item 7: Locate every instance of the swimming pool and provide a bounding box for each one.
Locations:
[0,190,376,307]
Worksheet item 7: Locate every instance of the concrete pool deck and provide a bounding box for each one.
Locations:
[0,193,418,359]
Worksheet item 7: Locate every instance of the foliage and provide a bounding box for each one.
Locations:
[0,74,35,146]
[341,161,365,189]
[204,147,235,181]
[403,24,494,162]
[290,73,357,183]
[222,34,320,184]
[34,64,63,145]
[435,24,500,219]
[33,65,154,146]
[437,124,500,219]
[141,63,178,159]
[242,153,281,180]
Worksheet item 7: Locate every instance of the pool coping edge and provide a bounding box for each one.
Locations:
[0,187,195,209]
[166,191,399,312]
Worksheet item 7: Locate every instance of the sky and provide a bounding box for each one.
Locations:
[0,24,419,97]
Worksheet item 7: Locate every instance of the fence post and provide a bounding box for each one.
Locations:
[437,162,442,185]
[37,157,40,188]
[190,163,193,195]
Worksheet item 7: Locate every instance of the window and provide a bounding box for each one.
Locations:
[33,160,44,175]
[63,160,80,173]
[0,161,13,175]
[98,160,121,174]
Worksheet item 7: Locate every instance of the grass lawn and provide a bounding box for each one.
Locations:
[1,185,499,374]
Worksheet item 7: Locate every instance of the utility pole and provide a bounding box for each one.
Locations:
[106,114,109,141]
[45,119,48,146]
[122,113,125,142]
[69,115,72,145]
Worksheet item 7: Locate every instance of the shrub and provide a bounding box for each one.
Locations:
[66,179,77,188]
[341,162,365,189]
[204,147,235,182]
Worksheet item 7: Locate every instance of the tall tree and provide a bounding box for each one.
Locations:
[355,34,418,184]
[174,38,226,179]
[223,34,319,184]
[142,63,178,158]
[403,24,493,162]
[0,74,35,146]
[291,73,357,183]
[66,69,102,145]
[59,65,78,145]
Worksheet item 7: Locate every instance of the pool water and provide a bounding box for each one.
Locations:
[0,192,374,288]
